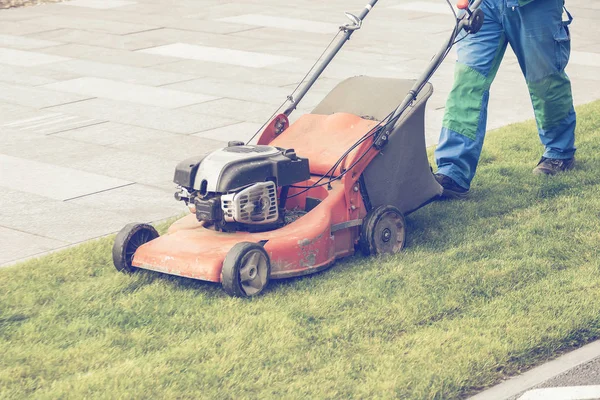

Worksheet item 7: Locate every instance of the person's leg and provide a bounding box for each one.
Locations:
[503,0,576,167]
[435,0,508,191]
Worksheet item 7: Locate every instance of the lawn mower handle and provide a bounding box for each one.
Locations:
[374,0,484,148]
[283,0,379,116]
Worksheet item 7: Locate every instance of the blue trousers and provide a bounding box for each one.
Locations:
[435,0,577,190]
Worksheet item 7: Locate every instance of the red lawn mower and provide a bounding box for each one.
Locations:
[112,0,484,297]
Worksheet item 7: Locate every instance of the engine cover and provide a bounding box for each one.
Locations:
[174,145,310,193]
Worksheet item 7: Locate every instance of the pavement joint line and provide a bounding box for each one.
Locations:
[155,77,200,88]
[62,182,137,202]
[121,26,164,36]
[0,223,70,245]
[37,118,101,134]
[45,120,108,136]
[469,341,600,400]
[40,96,97,109]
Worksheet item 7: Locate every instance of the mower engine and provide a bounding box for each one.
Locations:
[173,143,310,232]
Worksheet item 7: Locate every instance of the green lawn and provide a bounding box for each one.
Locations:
[2,101,600,399]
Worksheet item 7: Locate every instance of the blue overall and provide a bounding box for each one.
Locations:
[434,0,577,190]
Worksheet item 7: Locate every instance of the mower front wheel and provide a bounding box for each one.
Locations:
[359,205,406,256]
[112,223,159,273]
[222,242,271,298]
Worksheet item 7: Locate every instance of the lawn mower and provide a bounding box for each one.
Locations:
[112,0,484,297]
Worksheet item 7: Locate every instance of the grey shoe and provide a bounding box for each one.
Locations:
[434,173,469,200]
[533,157,575,176]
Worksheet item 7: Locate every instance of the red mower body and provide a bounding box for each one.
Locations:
[126,77,442,292]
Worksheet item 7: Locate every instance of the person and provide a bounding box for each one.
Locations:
[434,0,576,199]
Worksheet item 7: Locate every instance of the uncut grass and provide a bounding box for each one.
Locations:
[1,101,600,399]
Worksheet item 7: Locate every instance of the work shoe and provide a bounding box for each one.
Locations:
[434,173,469,199]
[533,157,575,176]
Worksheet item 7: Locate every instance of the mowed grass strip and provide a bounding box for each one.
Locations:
[1,101,599,399]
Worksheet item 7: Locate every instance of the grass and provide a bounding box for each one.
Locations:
[1,101,600,399]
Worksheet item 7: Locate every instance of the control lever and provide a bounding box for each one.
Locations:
[341,12,362,31]
[457,0,485,34]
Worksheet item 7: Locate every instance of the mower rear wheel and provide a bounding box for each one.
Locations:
[112,223,159,273]
[222,242,271,298]
[359,205,406,256]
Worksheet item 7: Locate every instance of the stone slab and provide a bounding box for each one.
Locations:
[0,20,58,35]
[48,98,239,134]
[138,43,300,68]
[27,15,158,35]
[2,111,104,135]
[0,226,67,266]
[0,64,61,86]
[65,148,181,186]
[164,77,299,106]
[153,60,302,86]
[0,47,69,67]
[0,34,60,50]
[194,121,264,143]
[43,59,197,86]
[388,2,459,15]
[0,189,133,243]
[117,134,225,161]
[60,0,137,10]
[570,51,600,67]
[0,82,92,109]
[43,77,218,109]
[55,122,177,146]
[0,154,132,201]
[218,14,339,34]
[67,183,185,223]
[181,98,282,124]
[38,43,175,68]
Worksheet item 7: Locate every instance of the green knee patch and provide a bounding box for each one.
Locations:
[443,63,488,140]
[528,72,573,130]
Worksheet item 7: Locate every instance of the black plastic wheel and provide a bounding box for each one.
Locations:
[221,242,271,298]
[112,223,159,273]
[359,205,406,256]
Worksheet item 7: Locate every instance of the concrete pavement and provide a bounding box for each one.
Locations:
[1,0,600,266]
[470,341,600,400]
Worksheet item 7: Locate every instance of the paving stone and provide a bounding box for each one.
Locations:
[38,43,175,68]
[67,183,185,224]
[0,47,69,67]
[0,189,133,243]
[0,82,92,109]
[194,121,265,143]
[0,34,60,50]
[27,28,151,51]
[0,226,67,266]
[0,154,132,201]
[118,134,225,161]
[42,59,197,86]
[48,98,239,134]
[2,111,104,135]
[218,14,339,34]
[43,77,218,109]
[0,64,61,86]
[388,1,459,15]
[119,27,267,52]
[138,43,300,68]
[570,51,600,67]
[0,20,58,35]
[164,77,300,106]
[154,60,301,86]
[60,0,137,10]
[27,15,158,35]
[55,122,178,147]
[0,8,45,22]
[181,98,283,124]
[65,148,182,186]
